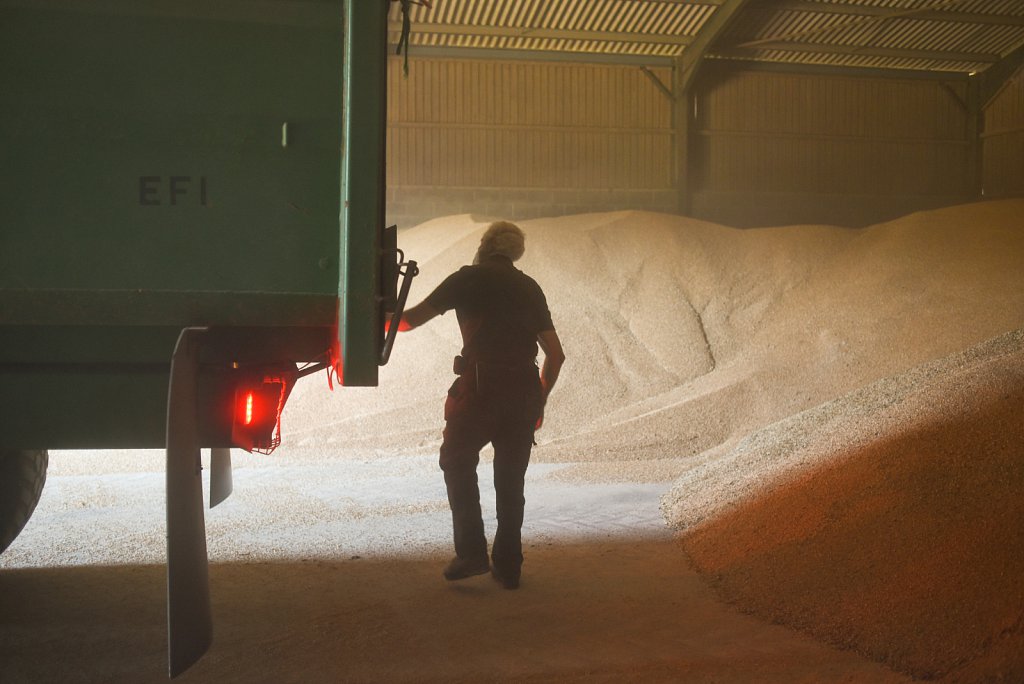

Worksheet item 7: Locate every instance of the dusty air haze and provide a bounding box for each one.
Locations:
[2,200,1022,682]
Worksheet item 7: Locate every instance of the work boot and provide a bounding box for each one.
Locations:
[491,565,520,590]
[443,556,490,581]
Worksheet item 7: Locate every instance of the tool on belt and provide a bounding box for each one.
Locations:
[453,355,538,396]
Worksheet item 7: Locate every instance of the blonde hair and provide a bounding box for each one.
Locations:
[475,221,525,263]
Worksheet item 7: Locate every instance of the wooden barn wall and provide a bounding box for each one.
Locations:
[983,72,1024,198]
[690,67,972,227]
[385,56,675,230]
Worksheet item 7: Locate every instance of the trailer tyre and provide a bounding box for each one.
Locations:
[0,450,49,555]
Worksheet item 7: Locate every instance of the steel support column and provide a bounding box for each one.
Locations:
[966,76,984,199]
[672,59,693,216]
[671,0,750,216]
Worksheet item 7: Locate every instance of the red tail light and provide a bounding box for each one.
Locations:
[243,391,254,426]
[231,366,297,454]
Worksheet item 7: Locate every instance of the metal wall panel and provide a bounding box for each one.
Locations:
[691,67,971,226]
[983,72,1024,197]
[386,55,673,192]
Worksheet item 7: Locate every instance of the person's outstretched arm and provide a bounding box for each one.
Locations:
[395,301,442,331]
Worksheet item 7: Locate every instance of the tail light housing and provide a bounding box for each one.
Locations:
[231,365,297,454]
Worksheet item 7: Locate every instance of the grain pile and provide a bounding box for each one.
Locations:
[674,328,1024,682]
[284,198,1023,681]
[287,199,1022,472]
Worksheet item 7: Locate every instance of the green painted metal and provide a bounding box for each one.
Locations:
[0,0,390,449]
[2,291,337,329]
[2,365,172,449]
[1,1,344,296]
[339,0,388,387]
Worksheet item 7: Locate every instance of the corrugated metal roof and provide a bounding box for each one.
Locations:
[387,0,1024,75]
[718,0,1024,73]
[388,0,716,58]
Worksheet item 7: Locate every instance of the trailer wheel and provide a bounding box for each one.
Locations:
[0,450,49,555]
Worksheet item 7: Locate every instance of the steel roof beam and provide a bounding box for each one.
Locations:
[388,44,675,67]
[718,42,1002,65]
[979,38,1024,107]
[676,0,751,93]
[704,56,971,82]
[766,1,1024,27]
[387,22,694,48]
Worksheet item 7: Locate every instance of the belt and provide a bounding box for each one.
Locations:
[453,355,537,375]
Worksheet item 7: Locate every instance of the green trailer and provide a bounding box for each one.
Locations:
[0,0,415,676]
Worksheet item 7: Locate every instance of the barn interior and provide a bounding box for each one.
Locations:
[2,1,1023,682]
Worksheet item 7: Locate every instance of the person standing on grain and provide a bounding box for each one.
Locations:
[395,221,565,589]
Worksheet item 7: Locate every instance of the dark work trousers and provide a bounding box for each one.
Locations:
[439,370,542,574]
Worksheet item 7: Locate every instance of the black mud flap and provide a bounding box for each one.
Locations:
[166,328,213,678]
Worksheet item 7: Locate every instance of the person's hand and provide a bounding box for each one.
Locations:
[535,391,548,430]
[384,315,412,335]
